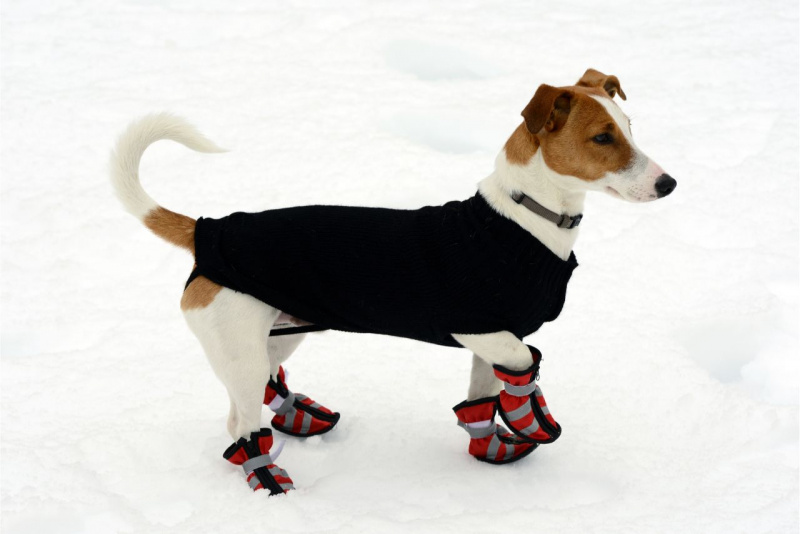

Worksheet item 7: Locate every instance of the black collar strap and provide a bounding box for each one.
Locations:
[511,192,583,229]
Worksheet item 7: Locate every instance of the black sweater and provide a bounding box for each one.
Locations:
[192,193,578,348]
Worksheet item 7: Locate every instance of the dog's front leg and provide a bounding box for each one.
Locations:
[467,353,502,401]
[452,331,532,371]
[451,331,562,458]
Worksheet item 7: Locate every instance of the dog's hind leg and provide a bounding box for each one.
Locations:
[267,333,307,370]
[264,332,340,437]
[182,282,278,439]
[452,331,562,450]
[182,277,294,494]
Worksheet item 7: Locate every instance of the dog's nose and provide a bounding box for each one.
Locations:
[655,174,677,198]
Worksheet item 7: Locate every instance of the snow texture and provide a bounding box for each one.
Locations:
[1,1,798,533]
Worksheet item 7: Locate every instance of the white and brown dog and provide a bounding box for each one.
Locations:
[111,69,675,495]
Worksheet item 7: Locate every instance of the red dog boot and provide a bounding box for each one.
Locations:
[223,428,294,495]
[493,346,562,444]
[453,397,537,464]
[264,366,340,437]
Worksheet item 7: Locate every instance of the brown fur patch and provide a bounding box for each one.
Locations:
[576,68,627,100]
[539,92,633,181]
[144,207,196,254]
[521,85,572,135]
[506,86,633,182]
[570,85,613,99]
[504,123,538,165]
[181,275,222,310]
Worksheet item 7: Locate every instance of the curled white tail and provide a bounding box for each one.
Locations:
[109,113,225,252]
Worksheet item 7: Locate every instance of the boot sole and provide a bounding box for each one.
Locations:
[474,441,538,465]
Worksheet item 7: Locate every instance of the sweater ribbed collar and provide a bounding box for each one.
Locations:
[470,193,578,268]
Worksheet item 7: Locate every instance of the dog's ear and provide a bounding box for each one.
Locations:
[521,85,573,135]
[576,68,627,100]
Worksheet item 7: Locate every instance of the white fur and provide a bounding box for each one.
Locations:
[268,332,307,368]
[109,113,225,221]
[183,292,310,440]
[183,287,280,440]
[596,95,634,142]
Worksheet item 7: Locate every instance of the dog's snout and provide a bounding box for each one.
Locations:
[655,174,677,198]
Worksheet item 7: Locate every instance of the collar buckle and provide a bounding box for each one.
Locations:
[558,213,582,229]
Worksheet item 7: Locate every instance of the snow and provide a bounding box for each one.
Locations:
[1,0,798,532]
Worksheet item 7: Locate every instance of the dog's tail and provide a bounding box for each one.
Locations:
[109,113,225,254]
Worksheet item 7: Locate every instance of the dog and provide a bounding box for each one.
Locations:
[110,68,676,495]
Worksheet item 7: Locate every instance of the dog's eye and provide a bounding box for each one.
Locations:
[592,133,614,145]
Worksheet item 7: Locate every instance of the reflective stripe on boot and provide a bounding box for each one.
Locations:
[453,397,537,465]
[264,366,341,437]
[493,346,561,444]
[223,428,294,495]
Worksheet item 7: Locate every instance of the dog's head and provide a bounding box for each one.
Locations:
[505,68,675,202]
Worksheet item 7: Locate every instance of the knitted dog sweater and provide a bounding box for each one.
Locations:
[191,193,578,348]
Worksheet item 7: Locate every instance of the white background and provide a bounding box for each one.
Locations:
[2,1,798,532]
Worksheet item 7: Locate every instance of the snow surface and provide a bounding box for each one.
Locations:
[2,0,798,532]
